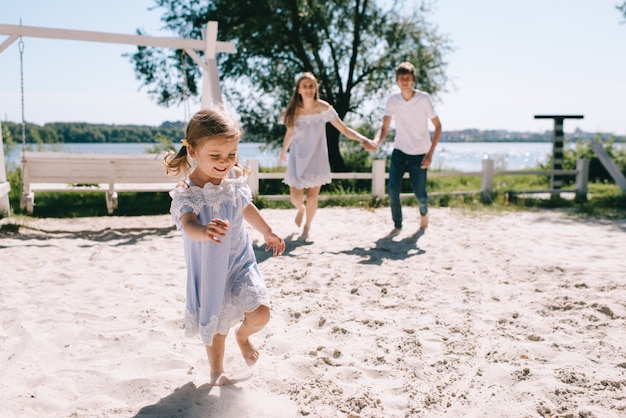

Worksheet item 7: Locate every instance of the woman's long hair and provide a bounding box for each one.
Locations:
[281,72,319,128]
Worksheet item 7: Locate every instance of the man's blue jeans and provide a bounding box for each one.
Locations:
[387,149,428,229]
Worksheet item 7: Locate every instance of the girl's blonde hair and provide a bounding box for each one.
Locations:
[281,72,319,128]
[164,108,243,177]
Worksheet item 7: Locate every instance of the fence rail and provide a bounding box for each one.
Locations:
[246,158,590,202]
[0,154,591,216]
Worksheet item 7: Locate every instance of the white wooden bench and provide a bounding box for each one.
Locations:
[20,151,179,214]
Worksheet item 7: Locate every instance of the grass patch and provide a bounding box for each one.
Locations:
[4,181,624,220]
[7,190,172,218]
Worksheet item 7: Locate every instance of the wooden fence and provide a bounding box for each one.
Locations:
[4,152,591,216]
[246,158,590,202]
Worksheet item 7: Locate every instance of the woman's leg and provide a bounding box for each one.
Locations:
[290,186,305,226]
[236,304,271,366]
[303,186,321,233]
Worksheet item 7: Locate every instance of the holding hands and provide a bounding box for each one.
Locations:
[361,138,378,151]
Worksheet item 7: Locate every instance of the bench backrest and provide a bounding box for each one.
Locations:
[22,151,177,185]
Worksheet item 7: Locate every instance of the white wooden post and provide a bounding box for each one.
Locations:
[481,158,494,203]
[0,121,11,216]
[19,156,30,212]
[372,159,386,200]
[202,21,223,109]
[575,158,589,201]
[247,159,259,198]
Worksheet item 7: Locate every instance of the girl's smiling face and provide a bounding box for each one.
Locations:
[189,137,239,185]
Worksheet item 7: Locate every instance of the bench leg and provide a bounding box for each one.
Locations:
[106,191,118,215]
[20,193,34,215]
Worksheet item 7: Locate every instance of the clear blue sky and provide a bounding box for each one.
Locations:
[1,0,625,135]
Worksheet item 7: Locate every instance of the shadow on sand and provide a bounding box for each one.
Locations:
[253,231,314,263]
[0,224,177,248]
[133,381,245,418]
[333,228,426,265]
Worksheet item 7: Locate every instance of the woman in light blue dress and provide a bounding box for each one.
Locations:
[165,108,285,386]
[280,72,375,237]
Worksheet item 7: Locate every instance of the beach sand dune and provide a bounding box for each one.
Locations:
[1,208,625,417]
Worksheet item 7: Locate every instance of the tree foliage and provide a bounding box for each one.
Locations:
[1,121,185,145]
[129,0,452,170]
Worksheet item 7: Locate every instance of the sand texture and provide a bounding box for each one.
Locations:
[1,207,625,417]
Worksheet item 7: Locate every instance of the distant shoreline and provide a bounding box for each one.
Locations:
[2,120,624,144]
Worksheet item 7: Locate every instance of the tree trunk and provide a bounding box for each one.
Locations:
[327,93,351,172]
[326,125,348,172]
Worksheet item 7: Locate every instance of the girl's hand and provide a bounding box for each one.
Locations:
[264,233,285,257]
[206,218,230,243]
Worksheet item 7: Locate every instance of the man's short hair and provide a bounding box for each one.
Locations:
[395,62,416,80]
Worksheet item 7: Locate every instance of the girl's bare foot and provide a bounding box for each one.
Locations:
[295,206,305,227]
[235,327,260,366]
[209,372,235,386]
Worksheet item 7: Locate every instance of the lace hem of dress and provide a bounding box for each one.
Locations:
[170,176,252,219]
[184,284,269,346]
[184,310,200,337]
[283,173,332,189]
[184,309,225,345]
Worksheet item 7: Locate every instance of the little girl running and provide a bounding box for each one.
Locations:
[164,108,285,386]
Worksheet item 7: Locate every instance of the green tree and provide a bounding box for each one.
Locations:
[129,0,452,171]
[619,1,626,18]
[2,122,17,171]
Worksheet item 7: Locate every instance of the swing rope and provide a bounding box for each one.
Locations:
[18,21,26,159]
[180,50,191,122]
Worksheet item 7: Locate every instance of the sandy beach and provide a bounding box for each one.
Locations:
[1,207,625,417]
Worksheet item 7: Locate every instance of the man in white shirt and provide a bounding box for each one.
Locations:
[374,62,442,235]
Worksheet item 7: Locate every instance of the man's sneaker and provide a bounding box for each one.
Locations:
[389,227,402,237]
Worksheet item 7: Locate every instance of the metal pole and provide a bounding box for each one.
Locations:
[534,115,583,197]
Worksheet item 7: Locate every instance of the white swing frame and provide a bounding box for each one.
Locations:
[0,21,235,215]
[0,21,234,109]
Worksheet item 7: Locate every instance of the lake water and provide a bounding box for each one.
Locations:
[2,141,594,172]
[4,142,282,172]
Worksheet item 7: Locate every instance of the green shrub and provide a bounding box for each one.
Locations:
[542,135,626,185]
